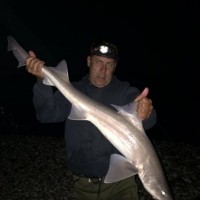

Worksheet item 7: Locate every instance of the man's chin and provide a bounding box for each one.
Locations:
[95,80,108,88]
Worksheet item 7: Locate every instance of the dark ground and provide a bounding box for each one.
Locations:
[0,108,200,200]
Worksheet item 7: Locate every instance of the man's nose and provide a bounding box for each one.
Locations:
[100,64,106,72]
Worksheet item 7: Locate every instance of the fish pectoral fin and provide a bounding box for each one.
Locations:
[111,101,137,116]
[111,102,144,132]
[68,105,87,120]
[104,154,138,183]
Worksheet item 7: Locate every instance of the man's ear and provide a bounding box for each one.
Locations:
[87,56,91,67]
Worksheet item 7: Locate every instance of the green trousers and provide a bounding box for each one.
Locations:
[73,175,139,200]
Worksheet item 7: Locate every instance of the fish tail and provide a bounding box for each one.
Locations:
[7,35,29,68]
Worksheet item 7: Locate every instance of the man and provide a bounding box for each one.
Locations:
[25,40,157,200]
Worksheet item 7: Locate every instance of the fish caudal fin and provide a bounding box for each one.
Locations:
[7,35,29,68]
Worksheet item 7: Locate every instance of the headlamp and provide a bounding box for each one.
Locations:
[90,41,118,60]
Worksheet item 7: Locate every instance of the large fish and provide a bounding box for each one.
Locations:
[7,35,173,200]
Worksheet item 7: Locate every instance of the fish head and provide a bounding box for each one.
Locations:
[143,178,173,200]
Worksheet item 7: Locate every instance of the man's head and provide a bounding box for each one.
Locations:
[87,41,118,88]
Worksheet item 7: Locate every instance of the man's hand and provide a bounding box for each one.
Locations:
[135,88,153,120]
[25,50,45,80]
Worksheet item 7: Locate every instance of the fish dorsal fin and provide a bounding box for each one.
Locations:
[104,154,138,183]
[111,101,144,132]
[43,60,69,86]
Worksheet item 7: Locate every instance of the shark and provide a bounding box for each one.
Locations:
[7,35,173,200]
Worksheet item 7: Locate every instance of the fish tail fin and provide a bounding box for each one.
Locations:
[7,35,70,86]
[7,35,29,68]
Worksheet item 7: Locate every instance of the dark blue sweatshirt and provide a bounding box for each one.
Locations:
[32,75,157,178]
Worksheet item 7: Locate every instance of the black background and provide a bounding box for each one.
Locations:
[0,0,199,144]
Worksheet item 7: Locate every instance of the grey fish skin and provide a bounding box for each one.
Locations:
[7,35,173,200]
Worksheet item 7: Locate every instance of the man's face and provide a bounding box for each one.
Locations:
[87,55,117,88]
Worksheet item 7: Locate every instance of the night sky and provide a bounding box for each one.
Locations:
[0,0,199,144]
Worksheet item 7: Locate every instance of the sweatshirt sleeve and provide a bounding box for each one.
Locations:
[32,80,71,123]
[142,108,157,130]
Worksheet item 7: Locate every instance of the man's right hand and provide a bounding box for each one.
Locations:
[25,50,45,80]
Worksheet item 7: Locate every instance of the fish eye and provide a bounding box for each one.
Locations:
[161,190,166,195]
